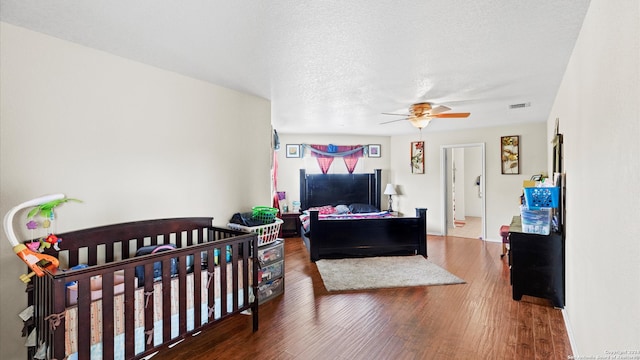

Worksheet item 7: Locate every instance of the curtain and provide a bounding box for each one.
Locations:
[308,144,364,174]
[272,150,280,211]
[311,145,334,174]
[339,145,363,173]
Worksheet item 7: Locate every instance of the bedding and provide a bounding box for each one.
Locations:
[299,208,393,233]
[348,203,381,213]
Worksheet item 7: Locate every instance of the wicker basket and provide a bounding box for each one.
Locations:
[227,218,283,247]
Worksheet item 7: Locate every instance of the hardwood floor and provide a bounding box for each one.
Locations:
[447,216,482,239]
[153,236,572,360]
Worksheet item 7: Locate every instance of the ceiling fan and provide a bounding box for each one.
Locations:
[381,102,470,129]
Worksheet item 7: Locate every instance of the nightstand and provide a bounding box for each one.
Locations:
[279,212,301,237]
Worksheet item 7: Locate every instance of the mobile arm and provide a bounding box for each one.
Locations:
[3,194,64,282]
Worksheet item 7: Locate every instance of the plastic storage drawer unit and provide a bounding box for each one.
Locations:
[259,260,284,283]
[256,239,284,304]
[257,239,284,266]
[258,277,284,304]
[520,206,552,235]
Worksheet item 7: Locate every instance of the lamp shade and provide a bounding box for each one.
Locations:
[383,184,397,195]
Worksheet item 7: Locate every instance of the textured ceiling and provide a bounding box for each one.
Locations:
[0,0,591,135]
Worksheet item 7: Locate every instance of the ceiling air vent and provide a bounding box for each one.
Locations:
[509,102,531,109]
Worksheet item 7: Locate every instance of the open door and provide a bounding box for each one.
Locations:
[441,143,486,239]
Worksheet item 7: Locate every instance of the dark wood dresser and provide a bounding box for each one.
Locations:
[509,216,565,308]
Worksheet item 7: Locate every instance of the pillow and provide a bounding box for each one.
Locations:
[348,203,380,214]
[309,205,337,215]
[335,204,351,214]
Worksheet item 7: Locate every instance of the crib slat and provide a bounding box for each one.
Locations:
[88,244,98,266]
[105,242,114,263]
[231,243,239,311]
[178,255,187,336]
[206,248,215,321]
[151,234,158,246]
[123,240,130,262]
[49,278,67,360]
[124,267,136,359]
[187,228,194,246]
[219,246,228,317]
[143,263,155,352]
[242,242,250,310]
[69,250,79,268]
[101,272,115,360]
[77,277,92,359]
[161,258,172,343]
[193,251,202,327]
[137,237,145,253]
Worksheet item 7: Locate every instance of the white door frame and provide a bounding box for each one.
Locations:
[440,143,486,239]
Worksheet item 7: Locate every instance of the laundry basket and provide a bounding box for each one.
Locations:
[251,206,279,224]
[228,218,283,246]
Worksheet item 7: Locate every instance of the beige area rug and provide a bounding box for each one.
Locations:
[315,255,465,291]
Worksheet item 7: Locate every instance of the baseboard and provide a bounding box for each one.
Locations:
[562,308,579,356]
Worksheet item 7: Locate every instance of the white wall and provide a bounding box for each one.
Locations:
[277,123,547,242]
[547,0,640,355]
[390,123,547,241]
[0,23,272,359]
[275,134,391,209]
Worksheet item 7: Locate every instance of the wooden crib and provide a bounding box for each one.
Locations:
[25,217,258,360]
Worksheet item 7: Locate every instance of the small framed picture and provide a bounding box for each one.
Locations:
[368,144,381,158]
[286,144,301,158]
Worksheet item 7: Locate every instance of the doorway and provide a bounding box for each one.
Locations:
[440,143,486,239]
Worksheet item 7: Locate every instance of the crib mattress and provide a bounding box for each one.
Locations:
[63,262,248,359]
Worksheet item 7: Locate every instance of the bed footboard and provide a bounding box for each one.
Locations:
[28,218,259,360]
[305,208,427,261]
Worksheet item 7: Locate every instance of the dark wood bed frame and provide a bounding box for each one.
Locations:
[26,218,259,360]
[299,169,427,261]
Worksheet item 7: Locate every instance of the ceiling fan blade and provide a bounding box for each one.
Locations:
[380,118,410,124]
[428,105,451,115]
[431,112,470,118]
[381,112,409,116]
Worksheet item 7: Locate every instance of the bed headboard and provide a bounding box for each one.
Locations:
[299,169,382,210]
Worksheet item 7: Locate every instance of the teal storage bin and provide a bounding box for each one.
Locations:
[524,187,559,209]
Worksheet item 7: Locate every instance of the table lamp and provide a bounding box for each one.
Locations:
[383,184,397,212]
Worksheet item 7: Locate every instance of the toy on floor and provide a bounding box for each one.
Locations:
[3,194,80,283]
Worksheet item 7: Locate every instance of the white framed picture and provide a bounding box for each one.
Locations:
[286,144,301,158]
[368,144,381,158]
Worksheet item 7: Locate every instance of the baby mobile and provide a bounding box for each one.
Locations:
[3,194,81,282]
[24,196,81,252]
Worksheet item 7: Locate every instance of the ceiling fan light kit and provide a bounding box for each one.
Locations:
[410,117,431,129]
[381,102,470,129]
